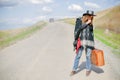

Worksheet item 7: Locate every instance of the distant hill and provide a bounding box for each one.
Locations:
[94,5,120,33]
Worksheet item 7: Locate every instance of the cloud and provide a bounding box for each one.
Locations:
[42,6,52,13]
[34,16,47,21]
[0,18,18,24]
[68,4,83,12]
[29,0,53,4]
[21,16,47,24]
[22,18,33,24]
[84,1,100,8]
[0,16,46,26]
[0,0,19,7]
[114,0,120,5]
[0,0,54,7]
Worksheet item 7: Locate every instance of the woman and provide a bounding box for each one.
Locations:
[71,10,95,76]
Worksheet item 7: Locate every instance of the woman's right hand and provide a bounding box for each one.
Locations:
[86,19,92,24]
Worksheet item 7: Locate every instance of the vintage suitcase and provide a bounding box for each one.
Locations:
[91,49,105,66]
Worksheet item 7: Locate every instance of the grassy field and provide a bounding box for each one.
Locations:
[0,22,47,49]
[94,5,120,33]
[94,29,120,49]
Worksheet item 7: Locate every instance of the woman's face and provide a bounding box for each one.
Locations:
[82,15,94,24]
[86,15,93,20]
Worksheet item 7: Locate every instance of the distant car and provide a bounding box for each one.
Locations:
[49,18,54,22]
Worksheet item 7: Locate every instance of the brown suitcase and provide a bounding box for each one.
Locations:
[91,49,105,66]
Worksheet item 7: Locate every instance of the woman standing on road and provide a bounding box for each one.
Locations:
[71,10,96,76]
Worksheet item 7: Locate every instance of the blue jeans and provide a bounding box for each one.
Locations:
[73,46,92,71]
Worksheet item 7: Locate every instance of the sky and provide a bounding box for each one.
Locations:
[0,0,120,30]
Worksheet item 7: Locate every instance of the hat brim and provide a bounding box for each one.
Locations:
[83,13,96,16]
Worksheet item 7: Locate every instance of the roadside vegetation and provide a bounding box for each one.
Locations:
[0,21,47,49]
[94,29,120,49]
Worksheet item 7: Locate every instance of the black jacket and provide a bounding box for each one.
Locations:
[74,18,94,49]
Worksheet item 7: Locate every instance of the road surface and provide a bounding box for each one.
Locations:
[0,22,120,80]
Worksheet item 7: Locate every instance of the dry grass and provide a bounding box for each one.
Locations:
[94,5,120,33]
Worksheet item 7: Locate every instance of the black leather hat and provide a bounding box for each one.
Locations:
[83,10,96,16]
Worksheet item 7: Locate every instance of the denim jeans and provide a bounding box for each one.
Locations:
[73,46,92,71]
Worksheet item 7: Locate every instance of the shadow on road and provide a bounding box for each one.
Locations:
[76,61,104,74]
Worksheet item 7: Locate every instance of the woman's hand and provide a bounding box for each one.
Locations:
[86,19,92,24]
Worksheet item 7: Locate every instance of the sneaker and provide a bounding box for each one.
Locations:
[70,71,76,76]
[86,70,91,76]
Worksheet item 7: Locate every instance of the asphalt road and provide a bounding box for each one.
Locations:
[0,22,120,80]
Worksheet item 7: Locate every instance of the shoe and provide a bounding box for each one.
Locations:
[86,70,91,76]
[70,71,76,76]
